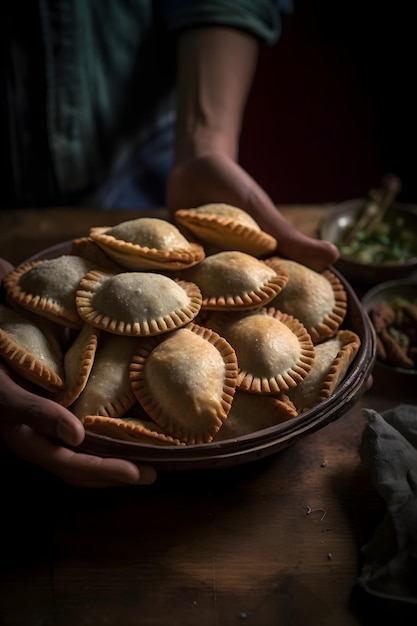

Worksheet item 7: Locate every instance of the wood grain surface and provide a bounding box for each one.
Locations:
[1,206,415,625]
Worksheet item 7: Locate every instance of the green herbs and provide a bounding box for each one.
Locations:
[338,217,417,264]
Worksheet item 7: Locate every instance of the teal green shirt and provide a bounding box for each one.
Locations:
[5,0,291,207]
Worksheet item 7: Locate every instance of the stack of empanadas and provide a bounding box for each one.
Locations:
[0,204,361,446]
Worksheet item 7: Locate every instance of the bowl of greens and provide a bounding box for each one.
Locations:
[319,198,417,285]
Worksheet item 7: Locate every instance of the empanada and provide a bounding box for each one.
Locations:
[54,323,100,407]
[182,250,288,310]
[0,303,64,392]
[89,217,205,270]
[287,330,361,411]
[265,258,347,343]
[83,414,184,446]
[70,333,139,421]
[129,322,238,444]
[3,255,99,329]
[207,307,315,394]
[213,391,298,440]
[174,203,277,256]
[76,270,202,336]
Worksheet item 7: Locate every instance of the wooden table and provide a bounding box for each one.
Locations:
[0,206,415,625]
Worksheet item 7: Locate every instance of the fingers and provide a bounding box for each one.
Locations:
[166,154,339,271]
[232,168,340,271]
[0,422,157,488]
[261,222,340,272]
[0,364,157,488]
[0,364,85,446]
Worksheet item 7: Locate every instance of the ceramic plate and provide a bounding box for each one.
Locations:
[25,241,376,471]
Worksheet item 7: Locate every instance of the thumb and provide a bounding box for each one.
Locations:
[0,364,85,446]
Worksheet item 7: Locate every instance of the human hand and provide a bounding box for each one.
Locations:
[0,260,157,488]
[0,364,157,488]
[166,152,339,273]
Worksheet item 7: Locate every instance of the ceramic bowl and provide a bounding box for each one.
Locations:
[319,199,417,285]
[23,241,377,471]
[361,278,417,377]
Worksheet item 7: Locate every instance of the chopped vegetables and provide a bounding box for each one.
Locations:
[338,217,417,264]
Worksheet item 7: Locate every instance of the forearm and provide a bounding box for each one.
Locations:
[174,27,260,163]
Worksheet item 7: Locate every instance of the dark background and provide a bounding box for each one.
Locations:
[240,0,416,205]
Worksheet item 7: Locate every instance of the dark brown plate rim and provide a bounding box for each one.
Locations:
[26,240,377,471]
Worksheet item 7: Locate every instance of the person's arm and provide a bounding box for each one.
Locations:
[173,26,258,164]
[166,27,339,271]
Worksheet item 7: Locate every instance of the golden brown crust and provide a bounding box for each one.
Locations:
[0,303,65,392]
[89,217,205,271]
[75,270,202,336]
[0,212,363,446]
[174,204,277,257]
[207,307,315,394]
[287,329,361,411]
[182,250,289,311]
[264,258,347,343]
[213,391,298,440]
[3,256,99,329]
[129,322,238,444]
[83,414,184,446]
[54,323,100,407]
[70,333,139,421]
[70,237,124,272]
